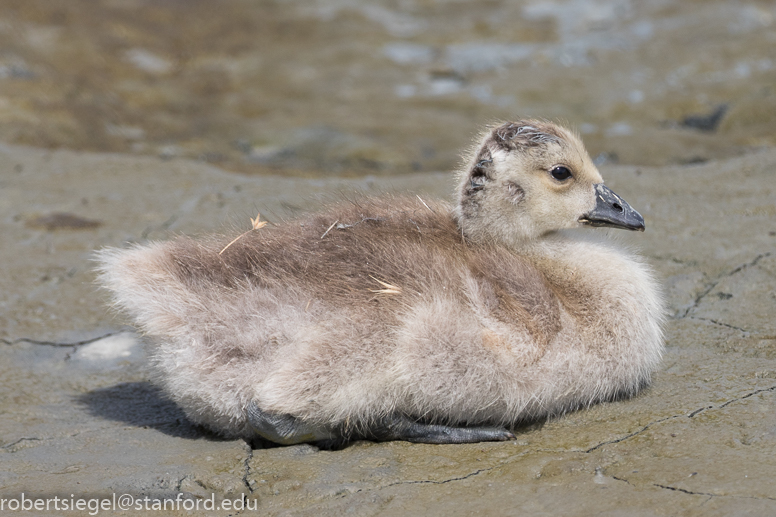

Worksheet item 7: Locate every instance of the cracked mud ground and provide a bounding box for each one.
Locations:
[1,145,775,516]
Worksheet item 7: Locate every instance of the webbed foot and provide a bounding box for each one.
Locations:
[246,401,335,445]
[247,403,514,445]
[369,414,515,444]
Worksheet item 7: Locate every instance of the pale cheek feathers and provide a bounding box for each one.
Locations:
[505,181,525,204]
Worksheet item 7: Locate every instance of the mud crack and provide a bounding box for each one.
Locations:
[1,331,120,348]
[174,475,188,492]
[605,476,776,502]
[349,464,505,499]
[652,483,716,497]
[689,317,750,334]
[651,483,776,501]
[1,423,118,452]
[703,384,776,413]
[388,467,495,487]
[2,331,124,362]
[583,384,776,451]
[241,441,255,493]
[583,415,682,453]
[679,252,771,319]
[1,437,41,451]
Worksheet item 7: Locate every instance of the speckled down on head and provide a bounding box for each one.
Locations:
[96,120,664,445]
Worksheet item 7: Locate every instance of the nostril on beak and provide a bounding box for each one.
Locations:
[612,202,623,212]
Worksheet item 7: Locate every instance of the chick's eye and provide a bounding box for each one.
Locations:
[550,166,572,181]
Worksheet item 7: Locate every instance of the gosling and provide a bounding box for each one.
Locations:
[97,120,664,445]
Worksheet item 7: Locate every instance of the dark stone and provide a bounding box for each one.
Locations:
[681,104,728,132]
[25,212,103,231]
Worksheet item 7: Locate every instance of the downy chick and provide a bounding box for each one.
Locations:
[97,120,664,445]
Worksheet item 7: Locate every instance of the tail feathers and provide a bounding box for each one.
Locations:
[95,243,262,438]
[95,243,204,337]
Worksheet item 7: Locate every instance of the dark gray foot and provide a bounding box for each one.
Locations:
[246,401,335,445]
[246,403,514,445]
[368,414,515,444]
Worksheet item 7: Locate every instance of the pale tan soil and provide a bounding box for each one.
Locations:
[1,144,775,515]
[1,1,775,514]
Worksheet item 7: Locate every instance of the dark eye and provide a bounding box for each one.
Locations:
[550,166,572,181]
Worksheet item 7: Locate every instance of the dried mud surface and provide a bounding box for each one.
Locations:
[1,0,776,514]
[1,144,775,515]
